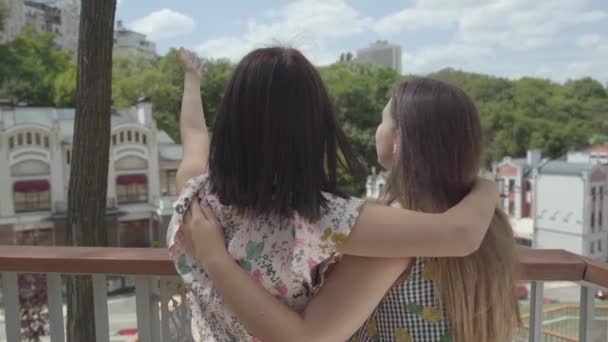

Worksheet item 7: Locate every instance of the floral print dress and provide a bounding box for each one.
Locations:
[167,174,363,342]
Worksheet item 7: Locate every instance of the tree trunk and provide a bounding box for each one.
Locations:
[65,1,116,341]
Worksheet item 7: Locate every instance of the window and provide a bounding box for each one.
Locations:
[134,132,139,142]
[591,241,595,254]
[378,183,385,196]
[127,131,132,142]
[592,187,597,232]
[35,133,41,145]
[599,240,603,252]
[161,170,177,196]
[120,131,124,142]
[26,132,32,145]
[116,174,148,204]
[112,134,117,145]
[142,134,147,145]
[44,136,49,148]
[13,180,51,213]
[118,220,150,247]
[600,187,604,231]
[17,133,23,146]
[8,137,14,149]
[508,179,515,192]
[66,150,71,164]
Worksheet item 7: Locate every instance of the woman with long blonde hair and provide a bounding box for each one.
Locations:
[178,72,512,340]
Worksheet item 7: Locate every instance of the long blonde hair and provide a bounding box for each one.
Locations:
[384,78,521,341]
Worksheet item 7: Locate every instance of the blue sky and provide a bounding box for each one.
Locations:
[116,0,608,83]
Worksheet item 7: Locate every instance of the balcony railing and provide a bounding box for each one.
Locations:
[0,247,607,342]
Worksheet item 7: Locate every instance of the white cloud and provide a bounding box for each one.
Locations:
[377,0,608,80]
[376,0,607,50]
[401,43,495,73]
[577,34,602,47]
[130,8,195,41]
[196,0,371,64]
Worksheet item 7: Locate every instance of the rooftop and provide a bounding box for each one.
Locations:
[537,160,595,176]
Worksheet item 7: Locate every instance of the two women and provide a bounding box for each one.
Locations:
[170,47,511,342]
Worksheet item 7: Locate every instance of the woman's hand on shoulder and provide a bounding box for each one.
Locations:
[179,198,230,270]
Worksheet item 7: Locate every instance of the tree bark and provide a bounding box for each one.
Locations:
[65,1,116,341]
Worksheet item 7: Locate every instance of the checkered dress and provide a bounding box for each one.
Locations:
[349,258,450,342]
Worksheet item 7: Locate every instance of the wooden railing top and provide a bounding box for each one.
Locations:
[0,246,606,287]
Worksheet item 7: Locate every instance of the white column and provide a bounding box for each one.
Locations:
[107,149,116,205]
[147,125,161,205]
[0,132,14,216]
[50,120,65,209]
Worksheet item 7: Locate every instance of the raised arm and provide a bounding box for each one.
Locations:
[338,177,499,258]
[181,202,409,342]
[176,48,209,193]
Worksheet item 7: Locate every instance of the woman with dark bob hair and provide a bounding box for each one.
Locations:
[168,47,498,341]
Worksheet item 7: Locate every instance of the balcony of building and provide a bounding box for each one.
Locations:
[0,247,606,341]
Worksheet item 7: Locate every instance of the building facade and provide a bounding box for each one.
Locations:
[567,143,608,165]
[0,99,182,247]
[493,150,543,219]
[1,0,80,51]
[533,161,608,260]
[113,20,157,60]
[356,41,402,73]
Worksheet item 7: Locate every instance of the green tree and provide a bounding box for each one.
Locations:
[0,26,71,105]
[53,62,77,106]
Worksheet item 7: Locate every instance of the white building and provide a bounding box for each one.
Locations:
[0,99,182,247]
[567,144,608,165]
[493,150,544,219]
[365,167,387,199]
[356,41,402,73]
[113,20,157,60]
[0,0,80,51]
[533,161,607,260]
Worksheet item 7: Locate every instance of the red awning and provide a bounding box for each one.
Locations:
[116,174,148,185]
[13,180,50,192]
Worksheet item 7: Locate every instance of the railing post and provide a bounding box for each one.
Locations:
[529,281,544,342]
[159,278,171,342]
[47,273,65,342]
[579,284,595,342]
[1,272,21,342]
[136,276,161,342]
[92,274,110,342]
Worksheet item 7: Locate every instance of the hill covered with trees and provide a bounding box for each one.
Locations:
[2,29,607,194]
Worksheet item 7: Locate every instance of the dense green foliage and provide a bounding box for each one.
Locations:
[2,28,607,195]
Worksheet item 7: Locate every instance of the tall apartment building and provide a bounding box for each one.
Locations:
[0,99,182,247]
[356,41,402,73]
[113,20,157,60]
[1,0,80,51]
